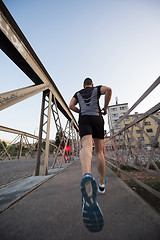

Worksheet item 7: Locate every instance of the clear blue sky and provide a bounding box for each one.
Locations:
[0,0,160,141]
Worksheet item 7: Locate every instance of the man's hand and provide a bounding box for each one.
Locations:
[101,108,107,115]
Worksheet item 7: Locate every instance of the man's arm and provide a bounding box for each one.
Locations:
[69,97,80,113]
[100,86,112,115]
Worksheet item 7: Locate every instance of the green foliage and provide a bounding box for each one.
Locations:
[0,141,7,151]
[55,131,65,147]
[8,145,16,156]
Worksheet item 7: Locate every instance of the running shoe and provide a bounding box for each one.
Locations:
[81,173,104,232]
[98,178,106,194]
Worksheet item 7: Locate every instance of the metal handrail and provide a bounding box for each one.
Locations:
[105,77,160,199]
[0,0,78,131]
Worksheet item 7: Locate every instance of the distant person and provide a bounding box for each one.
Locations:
[69,78,112,232]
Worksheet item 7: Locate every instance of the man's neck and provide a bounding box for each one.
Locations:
[84,85,93,88]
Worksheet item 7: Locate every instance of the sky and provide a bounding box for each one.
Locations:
[0,0,160,141]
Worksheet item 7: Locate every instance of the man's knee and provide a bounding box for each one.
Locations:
[95,139,104,154]
[94,143,103,154]
[81,135,92,151]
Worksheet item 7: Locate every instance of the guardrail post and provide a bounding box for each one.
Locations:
[44,90,52,175]
[35,91,46,176]
[18,134,23,159]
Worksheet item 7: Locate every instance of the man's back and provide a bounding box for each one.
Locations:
[74,86,102,116]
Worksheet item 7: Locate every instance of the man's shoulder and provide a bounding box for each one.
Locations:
[96,85,102,89]
[74,85,102,96]
[73,88,83,99]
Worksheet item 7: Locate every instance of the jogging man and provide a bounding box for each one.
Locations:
[69,78,112,232]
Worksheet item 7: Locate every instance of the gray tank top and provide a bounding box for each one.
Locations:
[75,86,101,116]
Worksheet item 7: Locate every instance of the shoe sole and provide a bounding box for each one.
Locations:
[81,175,104,232]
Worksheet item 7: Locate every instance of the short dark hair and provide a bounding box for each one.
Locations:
[84,78,93,86]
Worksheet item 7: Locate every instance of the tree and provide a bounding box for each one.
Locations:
[0,141,7,152]
[55,130,65,148]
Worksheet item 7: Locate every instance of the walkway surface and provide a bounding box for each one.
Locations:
[0,157,160,240]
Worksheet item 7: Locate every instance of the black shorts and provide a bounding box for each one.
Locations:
[78,115,104,139]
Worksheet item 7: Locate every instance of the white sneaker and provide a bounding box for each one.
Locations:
[98,183,105,194]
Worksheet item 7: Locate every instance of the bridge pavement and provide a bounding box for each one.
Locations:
[0,157,160,240]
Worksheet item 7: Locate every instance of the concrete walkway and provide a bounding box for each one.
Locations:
[0,158,160,240]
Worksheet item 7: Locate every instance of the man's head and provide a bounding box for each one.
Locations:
[83,78,93,88]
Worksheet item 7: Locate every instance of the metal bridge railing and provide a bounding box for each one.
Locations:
[104,77,160,199]
[0,1,79,176]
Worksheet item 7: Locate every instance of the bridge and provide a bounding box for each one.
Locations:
[0,1,160,239]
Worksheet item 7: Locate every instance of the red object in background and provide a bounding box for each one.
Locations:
[65,146,70,152]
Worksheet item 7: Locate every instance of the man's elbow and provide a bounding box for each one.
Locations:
[104,87,112,96]
[69,103,74,111]
[108,87,112,96]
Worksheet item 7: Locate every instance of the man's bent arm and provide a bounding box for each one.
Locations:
[69,97,80,113]
[100,86,112,114]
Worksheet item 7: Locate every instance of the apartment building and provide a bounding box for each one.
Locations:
[120,112,160,149]
[108,103,129,135]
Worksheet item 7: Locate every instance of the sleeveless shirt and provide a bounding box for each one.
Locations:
[73,86,102,116]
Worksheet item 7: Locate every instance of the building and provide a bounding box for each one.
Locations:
[108,103,129,135]
[120,112,160,149]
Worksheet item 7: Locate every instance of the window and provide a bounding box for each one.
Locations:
[133,116,138,120]
[112,113,118,117]
[155,121,158,125]
[136,130,141,134]
[120,106,127,110]
[113,119,118,123]
[153,113,159,117]
[138,137,144,141]
[111,108,117,111]
[124,117,129,121]
[115,125,121,129]
[146,128,153,133]
[145,121,151,125]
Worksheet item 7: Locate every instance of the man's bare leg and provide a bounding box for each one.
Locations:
[80,135,93,175]
[80,135,104,232]
[94,138,105,185]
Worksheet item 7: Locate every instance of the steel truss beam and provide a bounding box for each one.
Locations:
[35,90,52,175]
[0,1,79,175]
[113,102,160,138]
[51,120,71,169]
[0,1,78,131]
[51,96,63,141]
[0,125,39,140]
[114,76,160,128]
[105,76,160,199]
[0,125,57,160]
[0,84,49,111]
